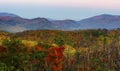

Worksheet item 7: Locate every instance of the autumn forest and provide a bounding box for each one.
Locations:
[0,29,120,71]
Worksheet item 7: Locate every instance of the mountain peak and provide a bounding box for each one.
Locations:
[32,17,48,20]
[99,14,113,16]
[0,12,20,17]
[92,14,115,19]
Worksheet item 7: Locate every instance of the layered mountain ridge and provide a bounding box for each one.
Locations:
[0,13,120,32]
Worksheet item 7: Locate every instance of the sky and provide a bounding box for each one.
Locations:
[0,0,120,20]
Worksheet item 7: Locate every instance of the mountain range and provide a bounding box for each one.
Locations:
[0,13,120,32]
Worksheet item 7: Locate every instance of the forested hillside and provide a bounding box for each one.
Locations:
[0,30,120,71]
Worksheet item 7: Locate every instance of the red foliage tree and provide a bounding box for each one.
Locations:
[0,46,6,52]
[45,46,65,71]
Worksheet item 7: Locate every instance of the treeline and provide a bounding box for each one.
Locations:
[15,29,120,47]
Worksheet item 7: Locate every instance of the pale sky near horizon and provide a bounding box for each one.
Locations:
[0,0,120,20]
